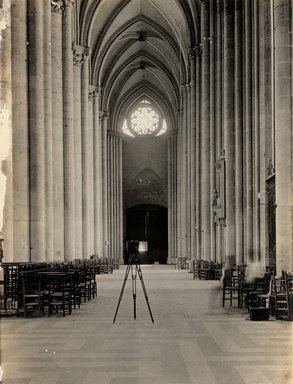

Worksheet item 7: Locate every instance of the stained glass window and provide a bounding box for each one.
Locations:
[122,99,167,137]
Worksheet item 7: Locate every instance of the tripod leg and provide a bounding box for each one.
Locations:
[136,263,154,323]
[131,264,137,320]
[113,261,131,324]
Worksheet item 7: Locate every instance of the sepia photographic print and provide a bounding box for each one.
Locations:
[0,1,292,383]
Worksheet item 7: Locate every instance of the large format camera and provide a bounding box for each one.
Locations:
[126,240,140,254]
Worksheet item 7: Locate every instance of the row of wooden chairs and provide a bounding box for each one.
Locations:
[222,267,293,321]
[222,266,271,308]
[0,259,115,316]
[21,267,98,317]
[193,260,223,280]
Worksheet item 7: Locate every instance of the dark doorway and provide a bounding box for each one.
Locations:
[125,204,168,264]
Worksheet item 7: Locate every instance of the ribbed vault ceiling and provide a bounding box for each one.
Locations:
[79,0,200,131]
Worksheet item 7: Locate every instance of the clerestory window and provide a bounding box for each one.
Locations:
[122,99,167,138]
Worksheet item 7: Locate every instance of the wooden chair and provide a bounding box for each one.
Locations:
[222,269,240,307]
[285,272,293,320]
[257,273,274,310]
[273,272,288,320]
[78,268,92,302]
[22,272,43,317]
[47,272,72,317]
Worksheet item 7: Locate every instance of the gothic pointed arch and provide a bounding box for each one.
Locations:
[127,168,167,208]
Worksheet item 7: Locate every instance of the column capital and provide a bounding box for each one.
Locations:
[88,92,94,102]
[200,0,209,6]
[168,129,178,138]
[99,111,109,121]
[181,84,191,94]
[188,47,195,61]
[73,44,84,66]
[51,0,64,13]
[107,130,121,138]
[89,86,102,101]
[194,45,203,57]
[63,0,75,7]
[180,84,187,93]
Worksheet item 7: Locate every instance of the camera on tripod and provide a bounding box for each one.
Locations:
[113,240,154,324]
[126,240,140,255]
[126,240,148,256]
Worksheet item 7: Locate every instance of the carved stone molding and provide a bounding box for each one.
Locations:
[63,0,75,7]
[194,45,203,57]
[107,129,121,138]
[168,129,178,138]
[73,44,84,66]
[180,84,187,93]
[127,167,167,208]
[188,47,195,61]
[51,0,63,13]
[200,0,209,6]
[89,86,102,102]
[99,111,109,121]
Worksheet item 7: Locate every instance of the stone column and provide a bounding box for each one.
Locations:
[118,136,123,264]
[181,85,188,260]
[244,0,253,264]
[258,0,272,265]
[101,112,109,257]
[235,0,244,265]
[201,0,211,261]
[274,0,293,273]
[114,135,119,264]
[209,0,216,262]
[28,0,45,262]
[51,1,64,261]
[223,0,236,265]
[186,84,192,264]
[11,1,30,261]
[81,47,93,257]
[62,0,75,261]
[1,0,12,260]
[189,50,196,265]
[168,133,172,261]
[252,1,261,262]
[73,44,83,259]
[107,132,114,260]
[168,131,178,264]
[88,88,94,249]
[44,1,54,261]
[195,45,202,260]
[87,85,95,256]
[215,0,223,264]
[113,136,117,264]
[176,110,182,259]
[92,87,103,257]
[173,133,178,262]
[112,135,116,262]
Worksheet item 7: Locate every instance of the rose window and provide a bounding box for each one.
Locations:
[122,100,167,137]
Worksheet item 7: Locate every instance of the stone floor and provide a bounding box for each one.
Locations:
[0,265,292,384]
